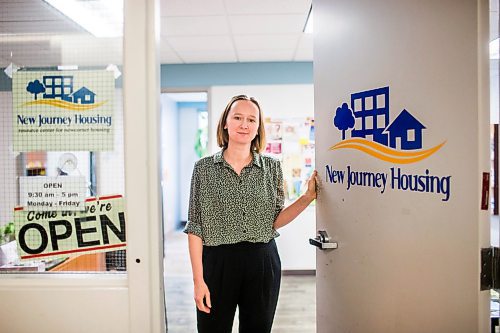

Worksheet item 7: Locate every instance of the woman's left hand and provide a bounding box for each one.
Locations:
[305,170,318,200]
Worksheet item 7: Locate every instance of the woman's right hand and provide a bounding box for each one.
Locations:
[194,279,212,313]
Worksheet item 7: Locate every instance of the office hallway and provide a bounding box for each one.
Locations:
[164,232,316,333]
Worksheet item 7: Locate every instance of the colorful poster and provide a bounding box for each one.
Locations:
[264,117,315,203]
[13,70,114,151]
[14,195,126,261]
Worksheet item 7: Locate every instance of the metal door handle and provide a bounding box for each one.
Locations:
[309,230,338,250]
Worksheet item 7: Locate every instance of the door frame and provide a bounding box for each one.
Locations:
[0,1,165,332]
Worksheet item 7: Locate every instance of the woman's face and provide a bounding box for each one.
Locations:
[225,100,260,146]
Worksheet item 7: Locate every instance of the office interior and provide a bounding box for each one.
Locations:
[0,0,498,332]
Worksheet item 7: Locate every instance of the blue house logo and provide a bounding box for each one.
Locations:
[24,75,105,110]
[70,87,96,104]
[331,86,445,164]
[385,109,425,150]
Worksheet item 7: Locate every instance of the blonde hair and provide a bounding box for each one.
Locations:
[216,95,266,153]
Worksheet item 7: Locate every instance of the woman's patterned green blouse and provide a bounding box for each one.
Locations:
[183,150,284,246]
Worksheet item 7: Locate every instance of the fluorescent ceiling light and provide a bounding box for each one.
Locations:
[43,0,123,38]
[303,5,313,34]
[490,38,499,60]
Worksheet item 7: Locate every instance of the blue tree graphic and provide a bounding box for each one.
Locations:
[26,80,46,100]
[334,103,355,140]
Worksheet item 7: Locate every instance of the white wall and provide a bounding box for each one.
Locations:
[491,59,499,124]
[161,94,179,235]
[210,84,316,270]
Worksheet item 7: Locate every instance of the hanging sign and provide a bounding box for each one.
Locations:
[13,70,114,151]
[19,176,86,211]
[14,195,126,261]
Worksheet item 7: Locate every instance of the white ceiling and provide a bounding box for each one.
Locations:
[0,0,498,68]
[0,0,312,67]
[160,0,313,64]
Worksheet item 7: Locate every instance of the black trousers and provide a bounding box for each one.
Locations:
[197,239,281,333]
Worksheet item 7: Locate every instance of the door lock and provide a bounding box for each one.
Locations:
[309,230,338,250]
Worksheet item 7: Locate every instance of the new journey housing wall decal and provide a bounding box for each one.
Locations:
[326,86,451,201]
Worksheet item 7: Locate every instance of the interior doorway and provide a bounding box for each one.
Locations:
[160,91,209,331]
[160,91,209,235]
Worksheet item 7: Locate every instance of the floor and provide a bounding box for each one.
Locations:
[164,215,500,333]
[164,232,316,333]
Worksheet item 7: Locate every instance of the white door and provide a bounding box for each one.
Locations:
[0,1,165,332]
[313,0,490,332]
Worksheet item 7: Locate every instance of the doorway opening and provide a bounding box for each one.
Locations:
[160,88,317,332]
[161,91,209,331]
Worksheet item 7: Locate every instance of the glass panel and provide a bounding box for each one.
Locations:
[0,0,126,274]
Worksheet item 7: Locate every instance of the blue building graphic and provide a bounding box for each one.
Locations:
[43,75,73,101]
[385,109,426,150]
[27,75,97,105]
[350,86,389,146]
[70,87,96,104]
[334,86,426,150]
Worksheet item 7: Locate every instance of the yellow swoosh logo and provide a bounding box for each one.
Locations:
[330,138,446,164]
[22,99,107,111]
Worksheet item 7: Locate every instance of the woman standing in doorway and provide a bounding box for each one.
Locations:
[184,95,317,333]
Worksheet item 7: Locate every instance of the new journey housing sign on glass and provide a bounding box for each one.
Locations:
[13,70,114,152]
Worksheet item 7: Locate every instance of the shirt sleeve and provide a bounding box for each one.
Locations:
[183,163,203,238]
[274,160,285,221]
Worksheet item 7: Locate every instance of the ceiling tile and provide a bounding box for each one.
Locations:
[10,50,61,67]
[294,47,312,61]
[296,34,313,50]
[0,39,54,65]
[225,0,310,15]
[160,39,183,63]
[238,49,294,62]
[0,0,316,65]
[0,1,84,33]
[160,54,183,64]
[0,20,83,35]
[180,50,237,63]
[0,1,63,21]
[161,0,226,17]
[168,35,234,52]
[234,34,299,50]
[162,16,229,36]
[229,14,306,35]
[58,36,123,66]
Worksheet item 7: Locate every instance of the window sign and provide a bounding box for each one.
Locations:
[14,195,126,261]
[19,176,86,211]
[13,70,114,152]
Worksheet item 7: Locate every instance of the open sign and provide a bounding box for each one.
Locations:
[14,195,126,261]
